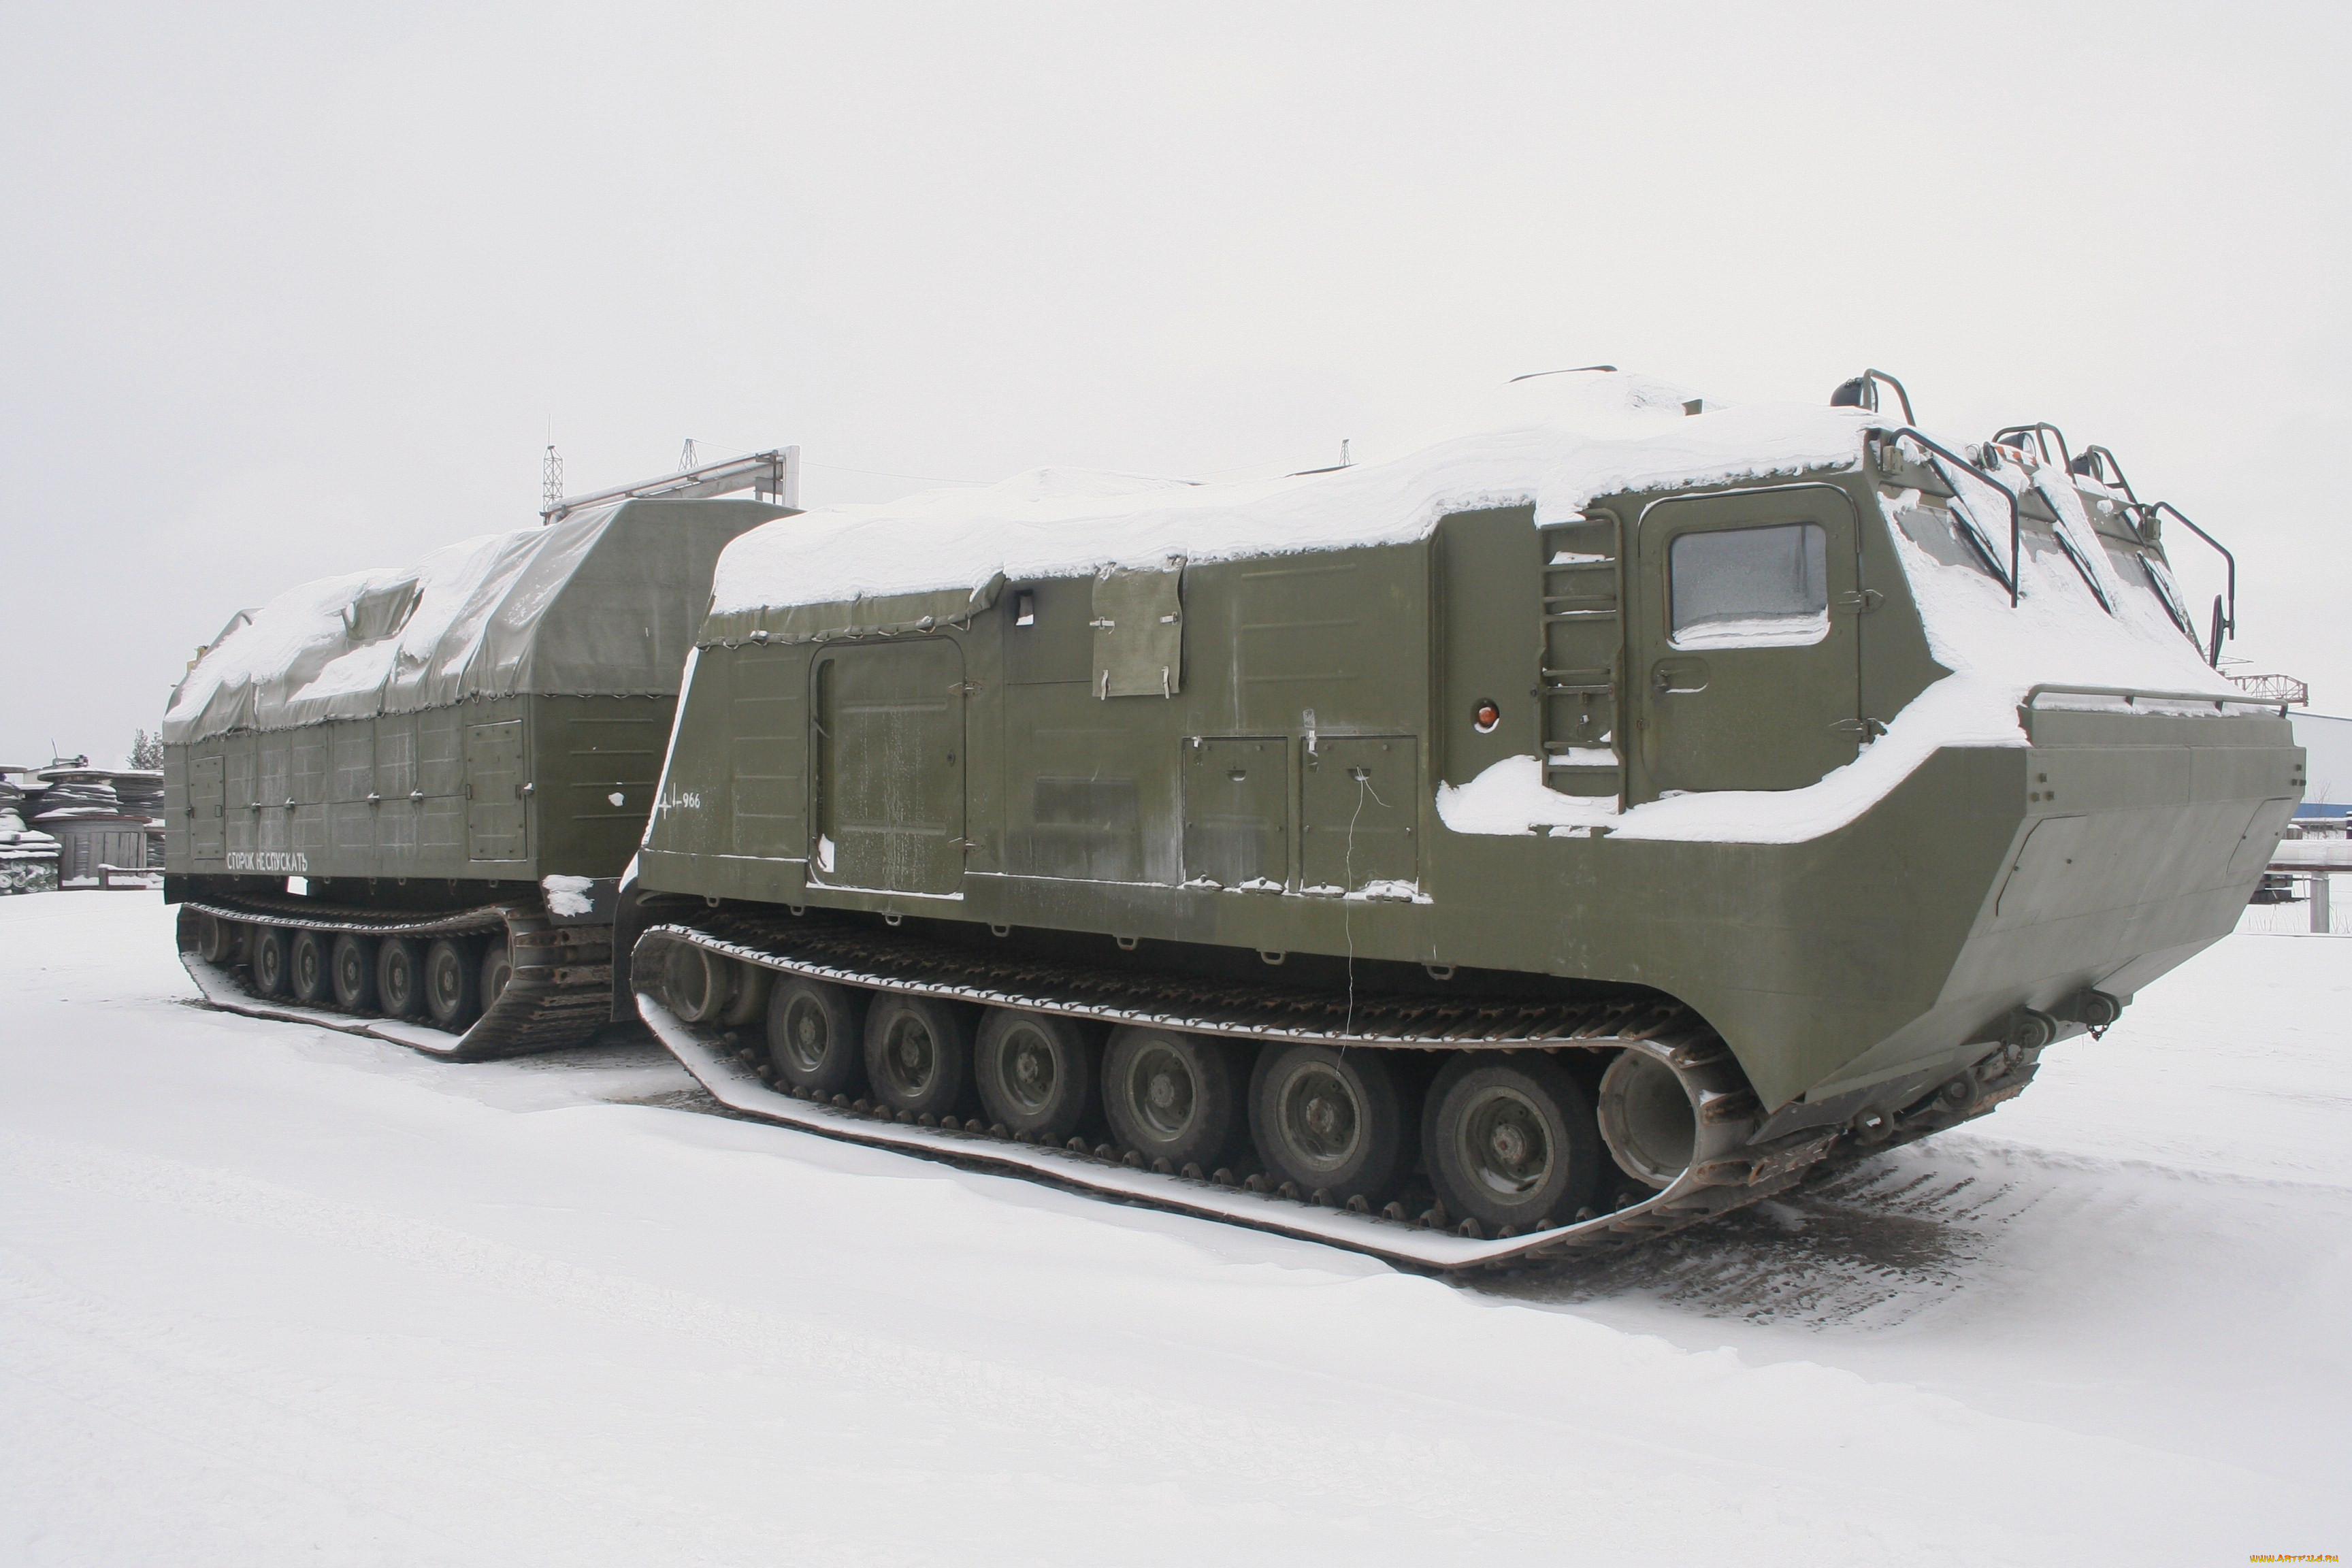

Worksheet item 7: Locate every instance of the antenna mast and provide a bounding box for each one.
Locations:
[542,437,564,522]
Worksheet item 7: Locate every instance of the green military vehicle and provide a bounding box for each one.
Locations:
[624,372,2302,1270]
[163,459,794,1058]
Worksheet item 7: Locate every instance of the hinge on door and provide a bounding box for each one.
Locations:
[948,680,980,695]
[1835,589,1884,613]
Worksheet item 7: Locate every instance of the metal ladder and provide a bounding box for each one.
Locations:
[1537,510,1626,801]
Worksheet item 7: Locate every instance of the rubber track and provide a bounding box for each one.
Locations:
[630,915,1929,1271]
[649,906,1700,1047]
[177,894,615,1061]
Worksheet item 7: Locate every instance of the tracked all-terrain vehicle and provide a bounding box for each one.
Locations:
[625,371,2303,1271]
[163,458,796,1057]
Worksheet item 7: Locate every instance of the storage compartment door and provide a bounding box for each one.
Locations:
[1301,736,1418,894]
[189,753,225,862]
[811,640,966,896]
[1181,737,1287,890]
[465,719,529,862]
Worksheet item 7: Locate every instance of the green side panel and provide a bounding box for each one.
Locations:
[376,713,419,868]
[1436,508,1541,788]
[1004,578,1092,685]
[1235,554,1377,734]
[1004,682,1161,883]
[419,710,465,862]
[729,649,806,856]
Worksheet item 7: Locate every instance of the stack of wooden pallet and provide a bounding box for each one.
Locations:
[0,774,60,896]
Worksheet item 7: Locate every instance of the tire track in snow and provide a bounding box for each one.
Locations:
[1486,1131,2352,1330]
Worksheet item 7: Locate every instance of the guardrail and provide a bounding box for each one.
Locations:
[2019,683,2294,719]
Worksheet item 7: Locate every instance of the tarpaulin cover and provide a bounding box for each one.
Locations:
[164,498,779,743]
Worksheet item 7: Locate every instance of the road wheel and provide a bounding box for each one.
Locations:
[290,928,333,1006]
[1102,1026,1243,1171]
[1424,1052,1601,1234]
[377,937,424,1019]
[663,942,736,1024]
[975,1009,1098,1141]
[195,911,238,963]
[765,977,868,1096]
[863,994,977,1119]
[423,937,480,1032]
[249,925,291,997]
[1250,1043,1409,1204]
[331,933,378,1013]
[479,938,513,1013]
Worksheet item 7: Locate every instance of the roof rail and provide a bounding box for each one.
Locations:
[542,446,800,525]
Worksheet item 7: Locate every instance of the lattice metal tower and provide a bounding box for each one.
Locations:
[542,441,564,522]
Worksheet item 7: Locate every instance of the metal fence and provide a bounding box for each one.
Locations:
[2236,872,2348,936]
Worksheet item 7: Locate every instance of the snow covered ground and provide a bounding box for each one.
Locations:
[3,894,2345,1566]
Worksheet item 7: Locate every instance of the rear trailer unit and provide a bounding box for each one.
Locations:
[163,491,789,1058]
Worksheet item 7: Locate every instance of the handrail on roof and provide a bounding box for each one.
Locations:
[2070,444,2140,504]
[2144,501,2236,668]
[542,446,800,525]
[1831,370,1915,425]
[1872,425,2022,607]
[1991,422,2074,476]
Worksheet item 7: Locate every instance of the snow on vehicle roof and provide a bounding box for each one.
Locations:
[163,502,665,744]
[709,368,2254,846]
[706,371,1861,623]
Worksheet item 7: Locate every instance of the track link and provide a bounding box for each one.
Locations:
[631,914,1888,1273]
[177,892,615,1060]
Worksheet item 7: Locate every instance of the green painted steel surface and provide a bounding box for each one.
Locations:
[632,468,2303,1115]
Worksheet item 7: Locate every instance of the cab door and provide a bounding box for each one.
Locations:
[1633,484,1864,799]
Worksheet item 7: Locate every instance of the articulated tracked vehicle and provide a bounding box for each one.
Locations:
[626,372,2302,1270]
[163,475,792,1057]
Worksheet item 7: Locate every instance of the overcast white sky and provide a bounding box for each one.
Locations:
[3,1,2345,768]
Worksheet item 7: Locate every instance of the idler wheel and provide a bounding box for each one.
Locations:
[376,937,425,1019]
[1423,1053,1600,1235]
[423,936,481,1031]
[663,943,736,1024]
[330,933,378,1013]
[1597,1049,1700,1190]
[975,1009,1098,1143]
[863,994,977,1120]
[1102,1026,1243,1172]
[766,977,868,1097]
[1248,1043,1409,1205]
[194,911,239,964]
[248,925,291,998]
[478,938,513,1011]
